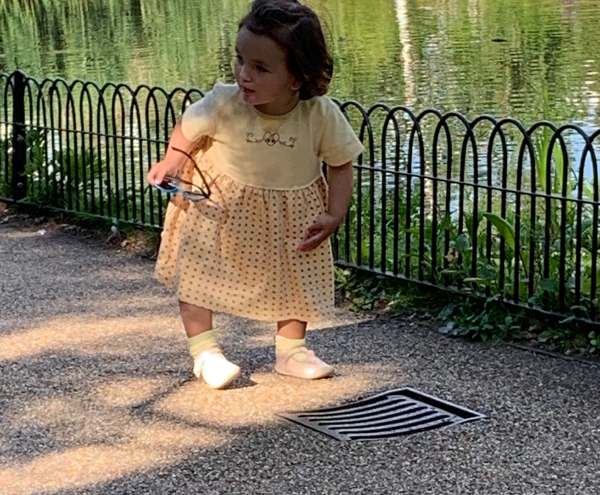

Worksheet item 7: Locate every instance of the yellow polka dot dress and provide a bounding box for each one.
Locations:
[155,83,364,322]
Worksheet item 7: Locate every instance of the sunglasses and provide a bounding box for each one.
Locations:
[153,146,211,202]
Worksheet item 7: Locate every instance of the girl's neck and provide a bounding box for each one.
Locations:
[254,92,300,116]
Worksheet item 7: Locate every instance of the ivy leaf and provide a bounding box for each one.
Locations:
[539,278,558,294]
[482,212,515,250]
[455,233,470,253]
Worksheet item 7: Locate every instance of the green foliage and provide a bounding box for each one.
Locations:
[335,267,445,315]
[20,128,166,223]
[438,297,526,343]
[482,212,515,250]
[437,294,596,351]
[335,268,388,312]
[0,137,10,197]
[534,127,566,194]
[24,128,100,209]
[339,145,599,324]
[536,327,589,352]
[336,262,599,354]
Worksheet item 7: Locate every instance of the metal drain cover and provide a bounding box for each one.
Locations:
[278,387,485,441]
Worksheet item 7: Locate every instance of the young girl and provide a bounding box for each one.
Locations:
[147,0,364,389]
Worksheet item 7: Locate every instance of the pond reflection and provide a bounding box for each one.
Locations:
[1,0,599,127]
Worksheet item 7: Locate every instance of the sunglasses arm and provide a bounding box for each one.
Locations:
[170,145,212,198]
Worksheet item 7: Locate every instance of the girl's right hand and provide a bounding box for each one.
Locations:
[146,160,181,187]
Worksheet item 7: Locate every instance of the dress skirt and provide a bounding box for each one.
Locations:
[154,154,336,322]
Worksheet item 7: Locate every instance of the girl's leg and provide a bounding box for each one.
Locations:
[179,301,240,388]
[179,301,212,337]
[276,319,307,339]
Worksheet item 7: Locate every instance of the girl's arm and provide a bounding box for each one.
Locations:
[297,162,354,252]
[326,162,354,221]
[146,122,197,186]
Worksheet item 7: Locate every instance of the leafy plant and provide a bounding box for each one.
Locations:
[589,331,600,353]
[437,297,525,342]
[0,137,10,197]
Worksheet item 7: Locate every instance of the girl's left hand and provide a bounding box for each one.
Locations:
[297,213,341,252]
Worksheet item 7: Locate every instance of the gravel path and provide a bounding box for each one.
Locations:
[1,217,599,495]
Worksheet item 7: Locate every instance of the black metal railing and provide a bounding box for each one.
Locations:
[2,70,600,323]
[1,70,203,227]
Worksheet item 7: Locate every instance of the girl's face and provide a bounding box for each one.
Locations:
[234,27,300,115]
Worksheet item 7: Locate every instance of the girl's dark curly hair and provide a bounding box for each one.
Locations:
[238,0,333,100]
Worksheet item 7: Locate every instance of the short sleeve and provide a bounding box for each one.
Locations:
[180,83,225,142]
[318,98,364,166]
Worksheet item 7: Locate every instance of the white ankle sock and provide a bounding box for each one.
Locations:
[188,330,219,359]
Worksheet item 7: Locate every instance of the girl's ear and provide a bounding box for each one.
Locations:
[289,74,302,92]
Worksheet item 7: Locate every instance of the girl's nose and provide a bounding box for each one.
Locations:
[239,63,252,82]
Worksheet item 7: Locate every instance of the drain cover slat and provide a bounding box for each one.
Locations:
[296,395,409,415]
[324,409,442,430]
[303,400,415,421]
[296,396,408,418]
[337,414,451,435]
[315,405,427,425]
[348,419,455,440]
[278,387,485,441]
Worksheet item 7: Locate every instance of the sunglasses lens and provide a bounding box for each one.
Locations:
[155,178,178,193]
[183,191,206,202]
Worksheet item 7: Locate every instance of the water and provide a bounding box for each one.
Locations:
[1,0,600,128]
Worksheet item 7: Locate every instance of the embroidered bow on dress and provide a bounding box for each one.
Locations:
[246,130,297,148]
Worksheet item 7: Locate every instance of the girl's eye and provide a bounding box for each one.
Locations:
[256,65,268,73]
[236,55,243,64]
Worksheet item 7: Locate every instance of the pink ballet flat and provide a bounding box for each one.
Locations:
[274,347,334,379]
